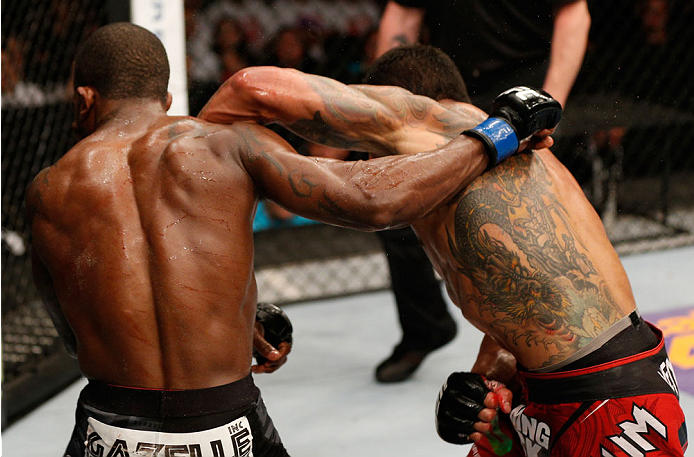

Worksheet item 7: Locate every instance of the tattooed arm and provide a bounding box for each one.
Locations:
[198,66,480,156]
[228,122,488,230]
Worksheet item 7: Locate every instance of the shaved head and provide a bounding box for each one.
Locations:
[73,22,169,105]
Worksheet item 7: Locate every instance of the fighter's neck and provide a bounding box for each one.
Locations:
[96,99,167,133]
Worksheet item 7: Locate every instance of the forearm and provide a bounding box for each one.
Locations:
[333,136,489,229]
[252,129,489,232]
[374,1,424,57]
[543,0,591,107]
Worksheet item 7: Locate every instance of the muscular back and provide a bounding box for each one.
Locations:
[416,149,637,370]
[28,117,259,389]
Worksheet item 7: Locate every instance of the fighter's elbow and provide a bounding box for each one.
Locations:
[360,208,397,231]
[576,2,591,32]
[330,189,394,231]
[233,67,283,99]
[353,195,408,231]
[228,69,262,103]
[557,0,591,33]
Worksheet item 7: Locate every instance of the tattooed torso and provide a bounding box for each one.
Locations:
[422,151,626,369]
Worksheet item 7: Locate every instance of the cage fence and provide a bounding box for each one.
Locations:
[2,0,693,425]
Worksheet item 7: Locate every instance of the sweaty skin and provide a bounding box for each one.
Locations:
[27,92,495,390]
[200,67,637,371]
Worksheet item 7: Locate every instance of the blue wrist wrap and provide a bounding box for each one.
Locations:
[468,118,519,164]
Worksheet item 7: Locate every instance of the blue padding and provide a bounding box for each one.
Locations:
[253,201,318,232]
[468,118,519,163]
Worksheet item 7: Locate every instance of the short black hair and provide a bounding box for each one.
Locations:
[73,22,169,104]
[363,44,470,103]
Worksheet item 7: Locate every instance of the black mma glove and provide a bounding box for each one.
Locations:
[462,86,562,169]
[435,372,491,445]
[253,302,293,365]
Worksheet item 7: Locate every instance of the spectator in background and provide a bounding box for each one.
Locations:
[624,0,689,107]
[206,0,280,56]
[369,0,591,383]
[25,0,95,101]
[213,16,255,81]
[1,37,47,108]
[264,27,318,74]
[344,28,379,83]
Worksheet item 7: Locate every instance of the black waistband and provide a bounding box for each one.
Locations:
[557,311,657,372]
[81,374,260,418]
[520,324,679,404]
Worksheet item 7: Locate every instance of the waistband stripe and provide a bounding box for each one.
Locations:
[82,374,260,418]
[523,323,663,381]
[519,327,677,404]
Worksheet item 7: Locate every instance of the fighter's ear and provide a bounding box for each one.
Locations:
[75,86,96,116]
[165,92,173,111]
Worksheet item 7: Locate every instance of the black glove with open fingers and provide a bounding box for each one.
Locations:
[462,86,562,168]
[435,371,491,445]
[253,302,293,365]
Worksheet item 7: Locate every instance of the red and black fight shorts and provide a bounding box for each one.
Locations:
[469,323,687,456]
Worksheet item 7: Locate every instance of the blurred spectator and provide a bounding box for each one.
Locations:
[2,37,48,108]
[264,27,319,73]
[332,0,382,37]
[213,16,255,81]
[26,0,92,93]
[3,0,99,107]
[623,0,690,108]
[207,0,280,55]
[574,0,693,111]
[272,0,330,32]
[640,0,669,44]
[344,28,379,83]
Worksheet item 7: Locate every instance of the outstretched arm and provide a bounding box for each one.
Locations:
[227,122,488,231]
[199,66,477,156]
[199,67,556,163]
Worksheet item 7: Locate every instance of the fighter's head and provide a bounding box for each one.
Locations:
[363,44,470,103]
[72,22,171,137]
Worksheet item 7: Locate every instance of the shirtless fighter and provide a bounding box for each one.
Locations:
[26,25,555,457]
[198,45,688,455]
